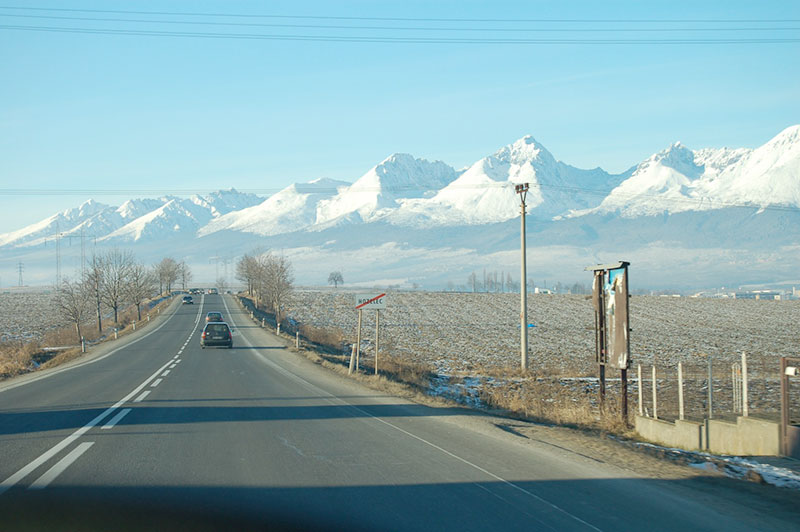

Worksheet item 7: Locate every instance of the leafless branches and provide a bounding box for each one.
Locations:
[126,261,156,321]
[236,251,294,322]
[55,277,91,343]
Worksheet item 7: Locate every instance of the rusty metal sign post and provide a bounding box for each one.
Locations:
[351,293,387,375]
[586,261,631,424]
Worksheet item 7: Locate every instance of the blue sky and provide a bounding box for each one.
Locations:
[1,0,799,232]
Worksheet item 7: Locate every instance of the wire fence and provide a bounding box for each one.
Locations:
[238,290,800,428]
[634,355,800,425]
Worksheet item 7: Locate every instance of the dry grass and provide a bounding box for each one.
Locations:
[299,323,345,354]
[0,341,37,378]
[0,296,174,382]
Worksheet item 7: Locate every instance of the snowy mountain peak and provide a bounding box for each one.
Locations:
[647,141,702,179]
[65,198,111,220]
[493,135,555,167]
[314,154,458,225]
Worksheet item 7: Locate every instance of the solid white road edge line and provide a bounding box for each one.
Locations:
[101,408,132,430]
[223,293,602,532]
[0,356,176,495]
[28,442,95,490]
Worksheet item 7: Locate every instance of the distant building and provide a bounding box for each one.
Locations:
[733,291,782,300]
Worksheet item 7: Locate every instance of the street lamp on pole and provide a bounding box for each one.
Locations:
[515,183,530,371]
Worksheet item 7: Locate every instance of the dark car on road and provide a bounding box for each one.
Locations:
[182,296,193,304]
[205,311,223,322]
[200,322,233,349]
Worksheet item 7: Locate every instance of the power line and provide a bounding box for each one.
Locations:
[1,6,798,24]
[3,13,799,33]
[2,24,798,44]
[1,182,799,214]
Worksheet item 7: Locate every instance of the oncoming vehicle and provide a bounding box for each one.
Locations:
[201,322,233,349]
[205,311,223,322]
[207,288,218,295]
[182,296,193,305]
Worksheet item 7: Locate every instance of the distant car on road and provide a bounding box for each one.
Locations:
[182,296,193,304]
[201,322,233,349]
[208,288,218,295]
[205,311,223,322]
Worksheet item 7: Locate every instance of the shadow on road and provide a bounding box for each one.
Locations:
[2,476,798,532]
[0,401,473,435]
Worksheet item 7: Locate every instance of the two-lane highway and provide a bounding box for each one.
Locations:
[1,294,798,531]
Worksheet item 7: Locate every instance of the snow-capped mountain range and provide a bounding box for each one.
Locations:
[2,126,799,289]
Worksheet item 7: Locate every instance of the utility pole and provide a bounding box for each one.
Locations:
[515,183,530,371]
[209,256,221,285]
[18,262,24,286]
[55,222,61,288]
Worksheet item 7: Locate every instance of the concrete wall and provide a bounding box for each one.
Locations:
[635,415,781,456]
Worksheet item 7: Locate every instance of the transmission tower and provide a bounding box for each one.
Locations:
[17,262,23,286]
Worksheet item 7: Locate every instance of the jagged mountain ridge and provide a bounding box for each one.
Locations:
[1,127,799,289]
[2,127,798,246]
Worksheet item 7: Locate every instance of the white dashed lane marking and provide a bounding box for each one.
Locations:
[150,378,163,388]
[101,408,131,430]
[133,391,150,403]
[161,370,170,377]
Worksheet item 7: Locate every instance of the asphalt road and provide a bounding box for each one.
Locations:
[0,294,797,531]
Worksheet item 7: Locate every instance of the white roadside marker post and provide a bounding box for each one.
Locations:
[678,361,685,421]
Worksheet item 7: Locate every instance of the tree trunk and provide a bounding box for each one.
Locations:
[96,297,102,334]
[75,322,82,344]
[136,303,141,321]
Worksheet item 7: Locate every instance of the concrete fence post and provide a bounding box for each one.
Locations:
[652,366,658,420]
[707,356,713,420]
[678,361,685,421]
[348,344,356,375]
[637,364,643,416]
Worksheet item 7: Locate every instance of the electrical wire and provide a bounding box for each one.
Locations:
[1,5,798,24]
[2,13,799,33]
[1,182,798,214]
[1,24,797,44]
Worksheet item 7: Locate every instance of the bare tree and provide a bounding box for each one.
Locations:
[328,271,344,288]
[85,255,104,334]
[126,262,156,321]
[263,253,293,322]
[155,257,180,295]
[236,254,259,296]
[216,277,227,293]
[55,278,90,343]
[100,249,135,325]
[468,272,477,293]
[178,260,192,290]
